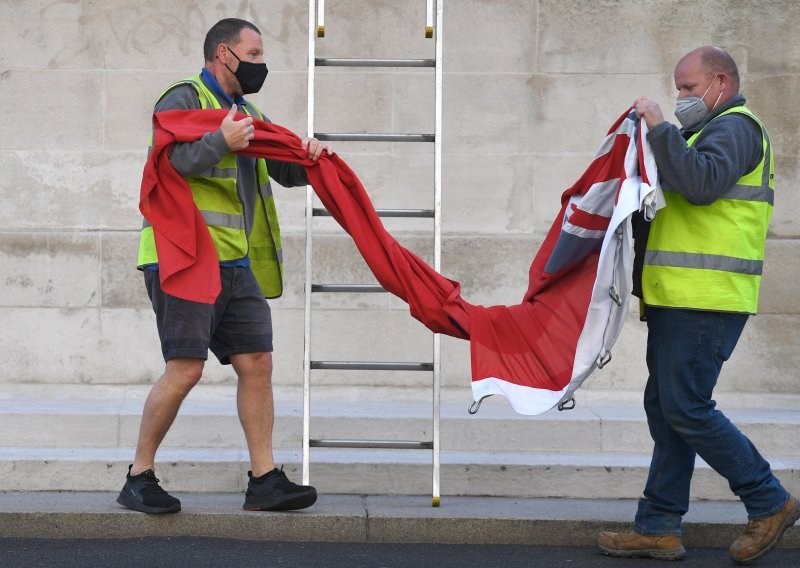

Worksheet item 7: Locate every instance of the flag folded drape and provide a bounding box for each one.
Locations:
[140,108,662,415]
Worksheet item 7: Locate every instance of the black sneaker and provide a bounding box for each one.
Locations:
[116,465,181,514]
[243,467,317,511]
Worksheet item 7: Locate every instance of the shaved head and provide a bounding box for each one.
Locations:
[678,46,740,93]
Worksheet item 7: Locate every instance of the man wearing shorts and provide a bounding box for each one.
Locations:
[117,18,327,514]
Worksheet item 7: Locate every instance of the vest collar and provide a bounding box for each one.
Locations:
[200,68,248,108]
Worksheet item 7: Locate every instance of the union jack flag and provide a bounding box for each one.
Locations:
[143,108,662,415]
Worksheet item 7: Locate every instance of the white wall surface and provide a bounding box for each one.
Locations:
[0,0,797,395]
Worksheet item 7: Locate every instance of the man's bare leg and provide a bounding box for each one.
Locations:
[131,357,205,475]
[232,351,316,511]
[231,351,275,477]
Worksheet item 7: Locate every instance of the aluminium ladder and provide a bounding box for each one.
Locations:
[303,0,444,506]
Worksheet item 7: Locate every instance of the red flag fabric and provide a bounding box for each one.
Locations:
[139,113,222,303]
[140,108,661,415]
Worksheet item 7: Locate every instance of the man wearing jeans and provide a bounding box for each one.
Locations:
[117,18,328,514]
[596,46,798,564]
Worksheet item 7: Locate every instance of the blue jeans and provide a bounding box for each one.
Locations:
[634,306,788,536]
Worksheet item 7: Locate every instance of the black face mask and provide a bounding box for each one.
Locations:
[223,45,268,94]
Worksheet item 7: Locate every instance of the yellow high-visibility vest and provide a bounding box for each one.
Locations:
[137,74,284,298]
[642,106,774,314]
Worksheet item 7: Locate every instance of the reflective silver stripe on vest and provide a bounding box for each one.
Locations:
[726,125,775,205]
[200,210,245,229]
[645,250,763,276]
[194,166,237,179]
[276,248,284,263]
[259,181,273,199]
[142,210,244,230]
[730,115,773,204]
[724,183,774,205]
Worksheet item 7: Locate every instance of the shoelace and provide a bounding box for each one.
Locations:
[743,519,766,537]
[267,465,287,481]
[136,470,161,484]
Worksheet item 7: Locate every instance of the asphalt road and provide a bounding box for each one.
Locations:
[1,538,798,567]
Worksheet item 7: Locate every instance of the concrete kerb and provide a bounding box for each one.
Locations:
[0,492,799,549]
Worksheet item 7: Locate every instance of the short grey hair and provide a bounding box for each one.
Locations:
[203,18,261,62]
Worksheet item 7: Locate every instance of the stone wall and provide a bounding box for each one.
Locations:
[0,0,797,394]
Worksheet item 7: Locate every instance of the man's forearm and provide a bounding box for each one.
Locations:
[168,130,230,177]
[155,85,230,177]
[647,119,757,205]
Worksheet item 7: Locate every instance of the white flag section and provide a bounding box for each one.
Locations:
[563,116,664,409]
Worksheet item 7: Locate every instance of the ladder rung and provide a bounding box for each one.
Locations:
[310,439,433,449]
[313,208,434,218]
[310,361,434,371]
[312,284,386,293]
[315,58,436,68]
[315,133,434,143]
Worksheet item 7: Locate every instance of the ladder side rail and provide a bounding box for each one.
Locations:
[431,0,444,508]
[302,0,318,487]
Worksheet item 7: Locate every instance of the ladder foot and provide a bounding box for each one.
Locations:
[432,496,441,507]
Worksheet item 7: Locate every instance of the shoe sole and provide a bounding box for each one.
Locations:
[732,501,800,565]
[243,489,318,512]
[598,545,687,561]
[116,492,181,514]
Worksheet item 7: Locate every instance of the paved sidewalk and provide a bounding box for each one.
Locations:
[1,492,799,549]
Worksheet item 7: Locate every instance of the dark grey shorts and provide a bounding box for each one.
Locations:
[144,266,273,364]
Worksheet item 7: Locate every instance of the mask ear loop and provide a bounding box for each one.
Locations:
[220,44,240,78]
[223,44,242,63]
[703,74,724,113]
[710,89,724,113]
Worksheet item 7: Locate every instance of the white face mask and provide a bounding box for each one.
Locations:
[674,74,723,128]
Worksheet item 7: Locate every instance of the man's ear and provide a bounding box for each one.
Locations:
[216,43,228,64]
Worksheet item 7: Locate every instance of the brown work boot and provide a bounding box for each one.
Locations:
[729,495,800,565]
[597,530,686,560]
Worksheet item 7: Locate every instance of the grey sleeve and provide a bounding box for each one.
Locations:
[265,159,309,187]
[154,85,230,177]
[646,115,763,205]
[647,114,763,205]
